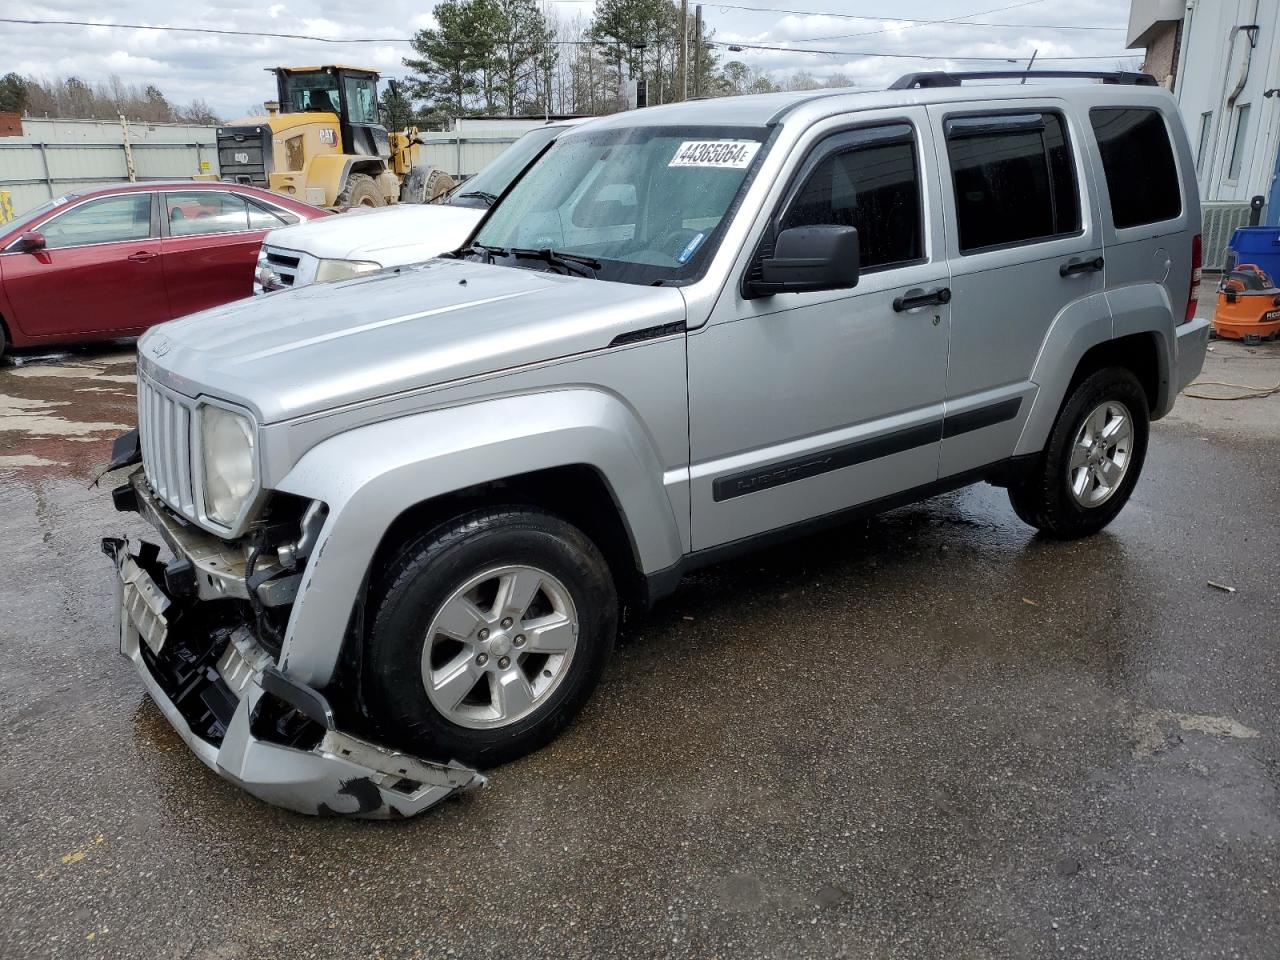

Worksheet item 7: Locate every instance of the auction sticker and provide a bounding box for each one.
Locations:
[669,140,760,169]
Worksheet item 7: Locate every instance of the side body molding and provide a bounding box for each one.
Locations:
[274,389,686,687]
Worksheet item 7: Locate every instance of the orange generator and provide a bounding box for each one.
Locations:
[1213,264,1280,343]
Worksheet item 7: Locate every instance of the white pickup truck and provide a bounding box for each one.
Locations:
[253,118,586,292]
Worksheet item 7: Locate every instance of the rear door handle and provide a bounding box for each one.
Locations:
[893,286,951,312]
[128,251,158,262]
[1060,256,1104,277]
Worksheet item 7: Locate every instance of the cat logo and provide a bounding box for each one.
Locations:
[320,128,337,146]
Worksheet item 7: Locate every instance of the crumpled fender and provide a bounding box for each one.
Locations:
[274,388,685,687]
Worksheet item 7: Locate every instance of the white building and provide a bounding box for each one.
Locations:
[1129,0,1280,262]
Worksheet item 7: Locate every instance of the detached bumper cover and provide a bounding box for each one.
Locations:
[103,535,484,818]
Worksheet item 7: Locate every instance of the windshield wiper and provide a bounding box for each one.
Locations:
[453,242,509,263]
[457,190,500,206]
[509,247,602,279]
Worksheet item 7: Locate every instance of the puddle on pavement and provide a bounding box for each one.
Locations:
[0,346,137,481]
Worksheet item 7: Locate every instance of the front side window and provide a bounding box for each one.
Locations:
[1090,107,1181,228]
[284,72,340,114]
[781,123,923,271]
[343,77,379,124]
[472,124,769,286]
[946,112,1080,254]
[1228,103,1251,181]
[165,192,252,236]
[39,194,153,249]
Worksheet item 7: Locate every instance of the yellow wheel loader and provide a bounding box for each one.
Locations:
[216,66,454,210]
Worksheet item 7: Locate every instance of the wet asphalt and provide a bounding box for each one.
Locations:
[1,334,1277,960]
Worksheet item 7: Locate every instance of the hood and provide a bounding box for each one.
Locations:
[262,204,484,264]
[139,258,686,424]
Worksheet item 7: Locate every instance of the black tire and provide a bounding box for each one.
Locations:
[336,173,384,209]
[0,320,7,362]
[400,165,455,203]
[1008,367,1150,539]
[365,506,617,768]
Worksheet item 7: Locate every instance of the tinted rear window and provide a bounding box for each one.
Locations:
[945,112,1080,253]
[1089,108,1181,229]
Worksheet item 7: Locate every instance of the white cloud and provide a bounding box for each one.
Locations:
[9,0,1137,117]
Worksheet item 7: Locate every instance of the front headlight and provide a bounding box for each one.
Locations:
[314,258,381,283]
[200,405,256,527]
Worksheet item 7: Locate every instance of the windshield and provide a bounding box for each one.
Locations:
[446,124,565,209]
[2,195,75,243]
[470,124,769,285]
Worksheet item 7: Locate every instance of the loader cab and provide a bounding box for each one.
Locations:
[274,66,391,160]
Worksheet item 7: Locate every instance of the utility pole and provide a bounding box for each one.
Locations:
[678,0,688,101]
[693,5,702,98]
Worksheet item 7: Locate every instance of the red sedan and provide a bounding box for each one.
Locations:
[0,181,327,355]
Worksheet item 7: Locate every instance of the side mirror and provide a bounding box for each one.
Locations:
[751,225,859,297]
[17,231,46,253]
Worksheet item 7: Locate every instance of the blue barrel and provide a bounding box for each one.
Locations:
[1226,226,1280,280]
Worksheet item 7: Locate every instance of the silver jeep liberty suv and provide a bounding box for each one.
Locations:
[106,69,1209,817]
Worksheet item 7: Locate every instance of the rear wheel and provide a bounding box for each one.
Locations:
[0,320,8,362]
[364,506,617,768]
[337,173,384,209]
[1008,367,1149,539]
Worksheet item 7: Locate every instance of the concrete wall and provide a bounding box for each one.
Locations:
[0,117,218,217]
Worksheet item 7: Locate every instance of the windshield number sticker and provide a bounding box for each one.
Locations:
[669,140,760,169]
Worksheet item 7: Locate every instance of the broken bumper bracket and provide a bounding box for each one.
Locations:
[105,536,485,819]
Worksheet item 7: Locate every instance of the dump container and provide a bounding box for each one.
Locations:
[1225,226,1280,278]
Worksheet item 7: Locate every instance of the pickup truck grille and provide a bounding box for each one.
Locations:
[138,377,198,520]
[265,249,300,286]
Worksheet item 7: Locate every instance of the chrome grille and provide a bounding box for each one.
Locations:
[138,377,197,520]
[265,247,300,286]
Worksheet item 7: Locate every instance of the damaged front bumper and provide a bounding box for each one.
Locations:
[103,480,484,819]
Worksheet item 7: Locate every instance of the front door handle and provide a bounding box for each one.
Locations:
[128,251,158,262]
[893,286,952,312]
[1060,256,1104,277]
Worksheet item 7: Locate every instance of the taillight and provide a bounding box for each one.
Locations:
[1185,233,1202,324]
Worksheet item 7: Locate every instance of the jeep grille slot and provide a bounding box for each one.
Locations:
[138,377,197,520]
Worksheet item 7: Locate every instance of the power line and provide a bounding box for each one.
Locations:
[714,39,1140,61]
[0,17,1140,63]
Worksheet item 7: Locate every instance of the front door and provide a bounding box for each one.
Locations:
[2,192,167,341]
[687,112,951,550]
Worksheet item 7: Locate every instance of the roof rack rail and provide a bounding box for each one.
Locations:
[888,70,1159,90]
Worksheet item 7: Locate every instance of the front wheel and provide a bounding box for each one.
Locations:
[364,506,617,768]
[1008,367,1150,539]
[337,173,384,209]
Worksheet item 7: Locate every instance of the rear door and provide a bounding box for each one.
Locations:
[0,192,167,341]
[929,99,1105,478]
[158,190,288,318]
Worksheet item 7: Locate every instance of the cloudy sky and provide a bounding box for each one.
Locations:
[6,0,1140,118]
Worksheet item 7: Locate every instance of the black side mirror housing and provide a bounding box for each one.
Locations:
[18,231,46,253]
[750,225,859,297]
